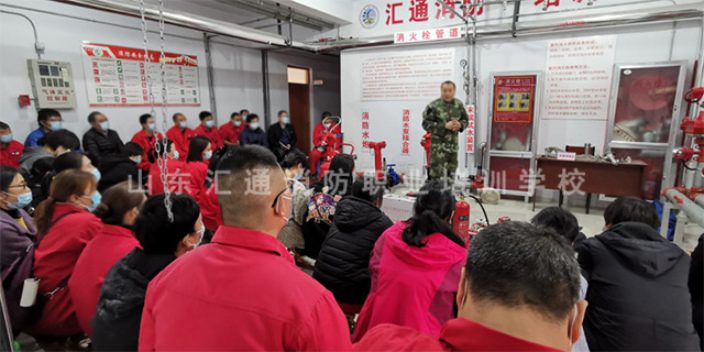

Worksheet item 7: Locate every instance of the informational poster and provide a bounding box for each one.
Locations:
[362,109,371,149]
[80,42,200,107]
[493,76,536,124]
[466,105,475,153]
[361,48,454,101]
[402,109,410,154]
[543,35,616,120]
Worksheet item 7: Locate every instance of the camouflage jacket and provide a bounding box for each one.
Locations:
[422,98,468,152]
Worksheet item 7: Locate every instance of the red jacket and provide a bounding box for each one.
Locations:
[185,161,208,203]
[195,124,223,150]
[140,226,352,351]
[354,318,562,352]
[312,122,342,151]
[198,181,222,231]
[131,130,163,172]
[147,158,188,197]
[0,140,23,168]
[166,126,195,157]
[219,122,245,145]
[69,224,140,337]
[32,204,102,336]
[352,221,466,342]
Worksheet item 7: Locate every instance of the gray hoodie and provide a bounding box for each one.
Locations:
[17,147,53,177]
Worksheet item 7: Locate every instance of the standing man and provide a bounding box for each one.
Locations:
[131,114,163,173]
[194,111,223,150]
[220,112,245,146]
[83,111,124,166]
[267,110,297,162]
[0,121,23,168]
[167,113,196,157]
[422,81,468,186]
[25,109,63,147]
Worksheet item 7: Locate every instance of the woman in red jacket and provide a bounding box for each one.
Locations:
[68,181,146,337]
[352,180,467,342]
[30,169,102,338]
[147,139,187,197]
[185,136,212,203]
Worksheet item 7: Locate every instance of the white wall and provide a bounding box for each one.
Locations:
[210,42,265,122]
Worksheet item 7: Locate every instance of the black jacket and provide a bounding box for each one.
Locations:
[313,197,393,305]
[97,155,140,193]
[82,128,123,166]
[578,222,700,351]
[239,127,268,147]
[690,234,704,349]
[91,248,176,352]
[266,123,297,150]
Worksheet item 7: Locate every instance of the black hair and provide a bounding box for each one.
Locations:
[217,145,278,177]
[87,111,103,124]
[38,130,81,152]
[281,149,307,170]
[531,207,581,243]
[239,109,249,115]
[246,114,259,124]
[352,176,384,204]
[139,114,152,125]
[441,80,456,89]
[172,113,184,122]
[604,197,659,229]
[37,109,61,123]
[187,136,211,163]
[122,142,144,158]
[0,166,19,192]
[230,112,240,119]
[321,111,331,120]
[204,145,239,189]
[465,221,581,322]
[402,180,464,248]
[53,152,86,173]
[133,194,200,254]
[199,111,212,121]
[318,154,355,197]
[0,121,9,130]
[147,139,175,163]
[216,146,280,214]
[278,110,288,117]
[93,181,144,226]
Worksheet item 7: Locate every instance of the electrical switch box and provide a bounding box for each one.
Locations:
[27,59,77,109]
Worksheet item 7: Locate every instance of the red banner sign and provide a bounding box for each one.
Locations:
[493,75,536,124]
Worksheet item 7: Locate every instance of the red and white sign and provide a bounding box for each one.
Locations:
[493,75,536,124]
[557,152,577,161]
[402,109,411,154]
[80,42,200,107]
[466,105,475,152]
[362,109,371,150]
[394,26,463,44]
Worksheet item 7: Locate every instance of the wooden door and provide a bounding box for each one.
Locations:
[288,82,311,152]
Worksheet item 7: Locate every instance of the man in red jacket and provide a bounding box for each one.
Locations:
[140,145,352,351]
[354,222,587,352]
[194,111,223,150]
[0,122,23,168]
[309,112,342,177]
[220,112,245,146]
[131,114,163,173]
[166,113,195,157]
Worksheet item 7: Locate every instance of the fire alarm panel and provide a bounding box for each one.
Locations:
[27,59,77,109]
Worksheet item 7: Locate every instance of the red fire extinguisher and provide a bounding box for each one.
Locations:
[453,195,470,244]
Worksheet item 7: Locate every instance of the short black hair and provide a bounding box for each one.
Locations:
[87,111,103,124]
[319,154,355,197]
[38,109,61,123]
[532,207,581,243]
[278,110,288,117]
[139,114,152,125]
[441,80,456,89]
[322,111,331,120]
[352,176,384,204]
[133,194,200,254]
[147,139,175,163]
[0,166,19,192]
[240,109,249,115]
[604,197,659,229]
[230,112,240,119]
[172,113,184,122]
[121,142,144,158]
[198,111,212,121]
[187,136,211,163]
[466,221,581,322]
[281,149,307,170]
[246,114,259,124]
[38,130,80,151]
[0,121,9,130]
[53,152,86,173]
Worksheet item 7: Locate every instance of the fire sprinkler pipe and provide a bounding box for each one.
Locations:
[665,188,704,229]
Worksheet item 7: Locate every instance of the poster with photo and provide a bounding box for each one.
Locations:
[493,75,536,124]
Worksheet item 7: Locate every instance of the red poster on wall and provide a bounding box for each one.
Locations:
[493,75,536,124]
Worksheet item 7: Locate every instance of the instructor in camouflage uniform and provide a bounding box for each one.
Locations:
[422,81,468,186]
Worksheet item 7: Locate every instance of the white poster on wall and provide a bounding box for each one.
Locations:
[542,35,616,120]
[361,48,454,101]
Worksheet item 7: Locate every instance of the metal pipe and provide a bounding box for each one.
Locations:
[0,9,42,58]
[261,50,271,126]
[665,188,704,229]
[238,16,270,26]
[254,22,284,30]
[204,33,218,124]
[435,0,468,24]
[696,193,704,209]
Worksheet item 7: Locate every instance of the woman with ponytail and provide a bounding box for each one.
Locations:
[352,181,466,341]
[69,181,145,337]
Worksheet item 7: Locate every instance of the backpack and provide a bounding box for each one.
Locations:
[301,188,342,259]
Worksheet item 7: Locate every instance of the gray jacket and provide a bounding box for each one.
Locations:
[17,147,53,177]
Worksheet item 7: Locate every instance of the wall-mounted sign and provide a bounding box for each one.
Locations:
[360,4,380,29]
[314,79,324,86]
[493,75,536,124]
[466,104,475,152]
[394,26,463,44]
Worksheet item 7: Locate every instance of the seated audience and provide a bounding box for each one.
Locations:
[239,114,267,147]
[18,129,80,179]
[185,136,212,202]
[577,197,699,351]
[240,109,249,120]
[35,152,100,207]
[25,109,63,148]
[277,149,309,250]
[166,113,195,157]
[69,182,145,337]
[313,176,393,312]
[0,121,24,168]
[30,169,102,337]
[301,153,355,259]
[690,234,704,350]
[139,145,351,351]
[98,142,143,193]
[194,111,222,150]
[355,221,587,352]
[198,146,233,234]
[146,139,187,197]
[82,111,123,166]
[267,110,298,162]
[310,112,341,177]
[531,207,590,352]
[352,180,466,341]
[131,114,163,173]
[220,112,245,146]
[91,194,202,351]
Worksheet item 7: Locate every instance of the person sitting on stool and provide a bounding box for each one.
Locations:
[267,110,297,162]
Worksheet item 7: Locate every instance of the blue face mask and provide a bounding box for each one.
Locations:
[204,151,212,160]
[205,120,215,128]
[3,191,32,210]
[81,191,101,213]
[250,123,260,130]
[353,173,359,182]
[282,117,290,125]
[294,173,302,180]
[171,150,180,160]
[186,222,205,249]
[0,134,13,143]
[179,121,188,129]
[148,123,156,131]
[100,121,110,131]
[234,120,242,127]
[91,168,101,182]
[50,121,62,131]
[133,156,142,164]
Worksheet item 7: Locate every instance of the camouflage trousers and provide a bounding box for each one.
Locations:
[429,150,458,186]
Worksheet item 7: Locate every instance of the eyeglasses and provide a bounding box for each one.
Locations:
[270,180,294,208]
